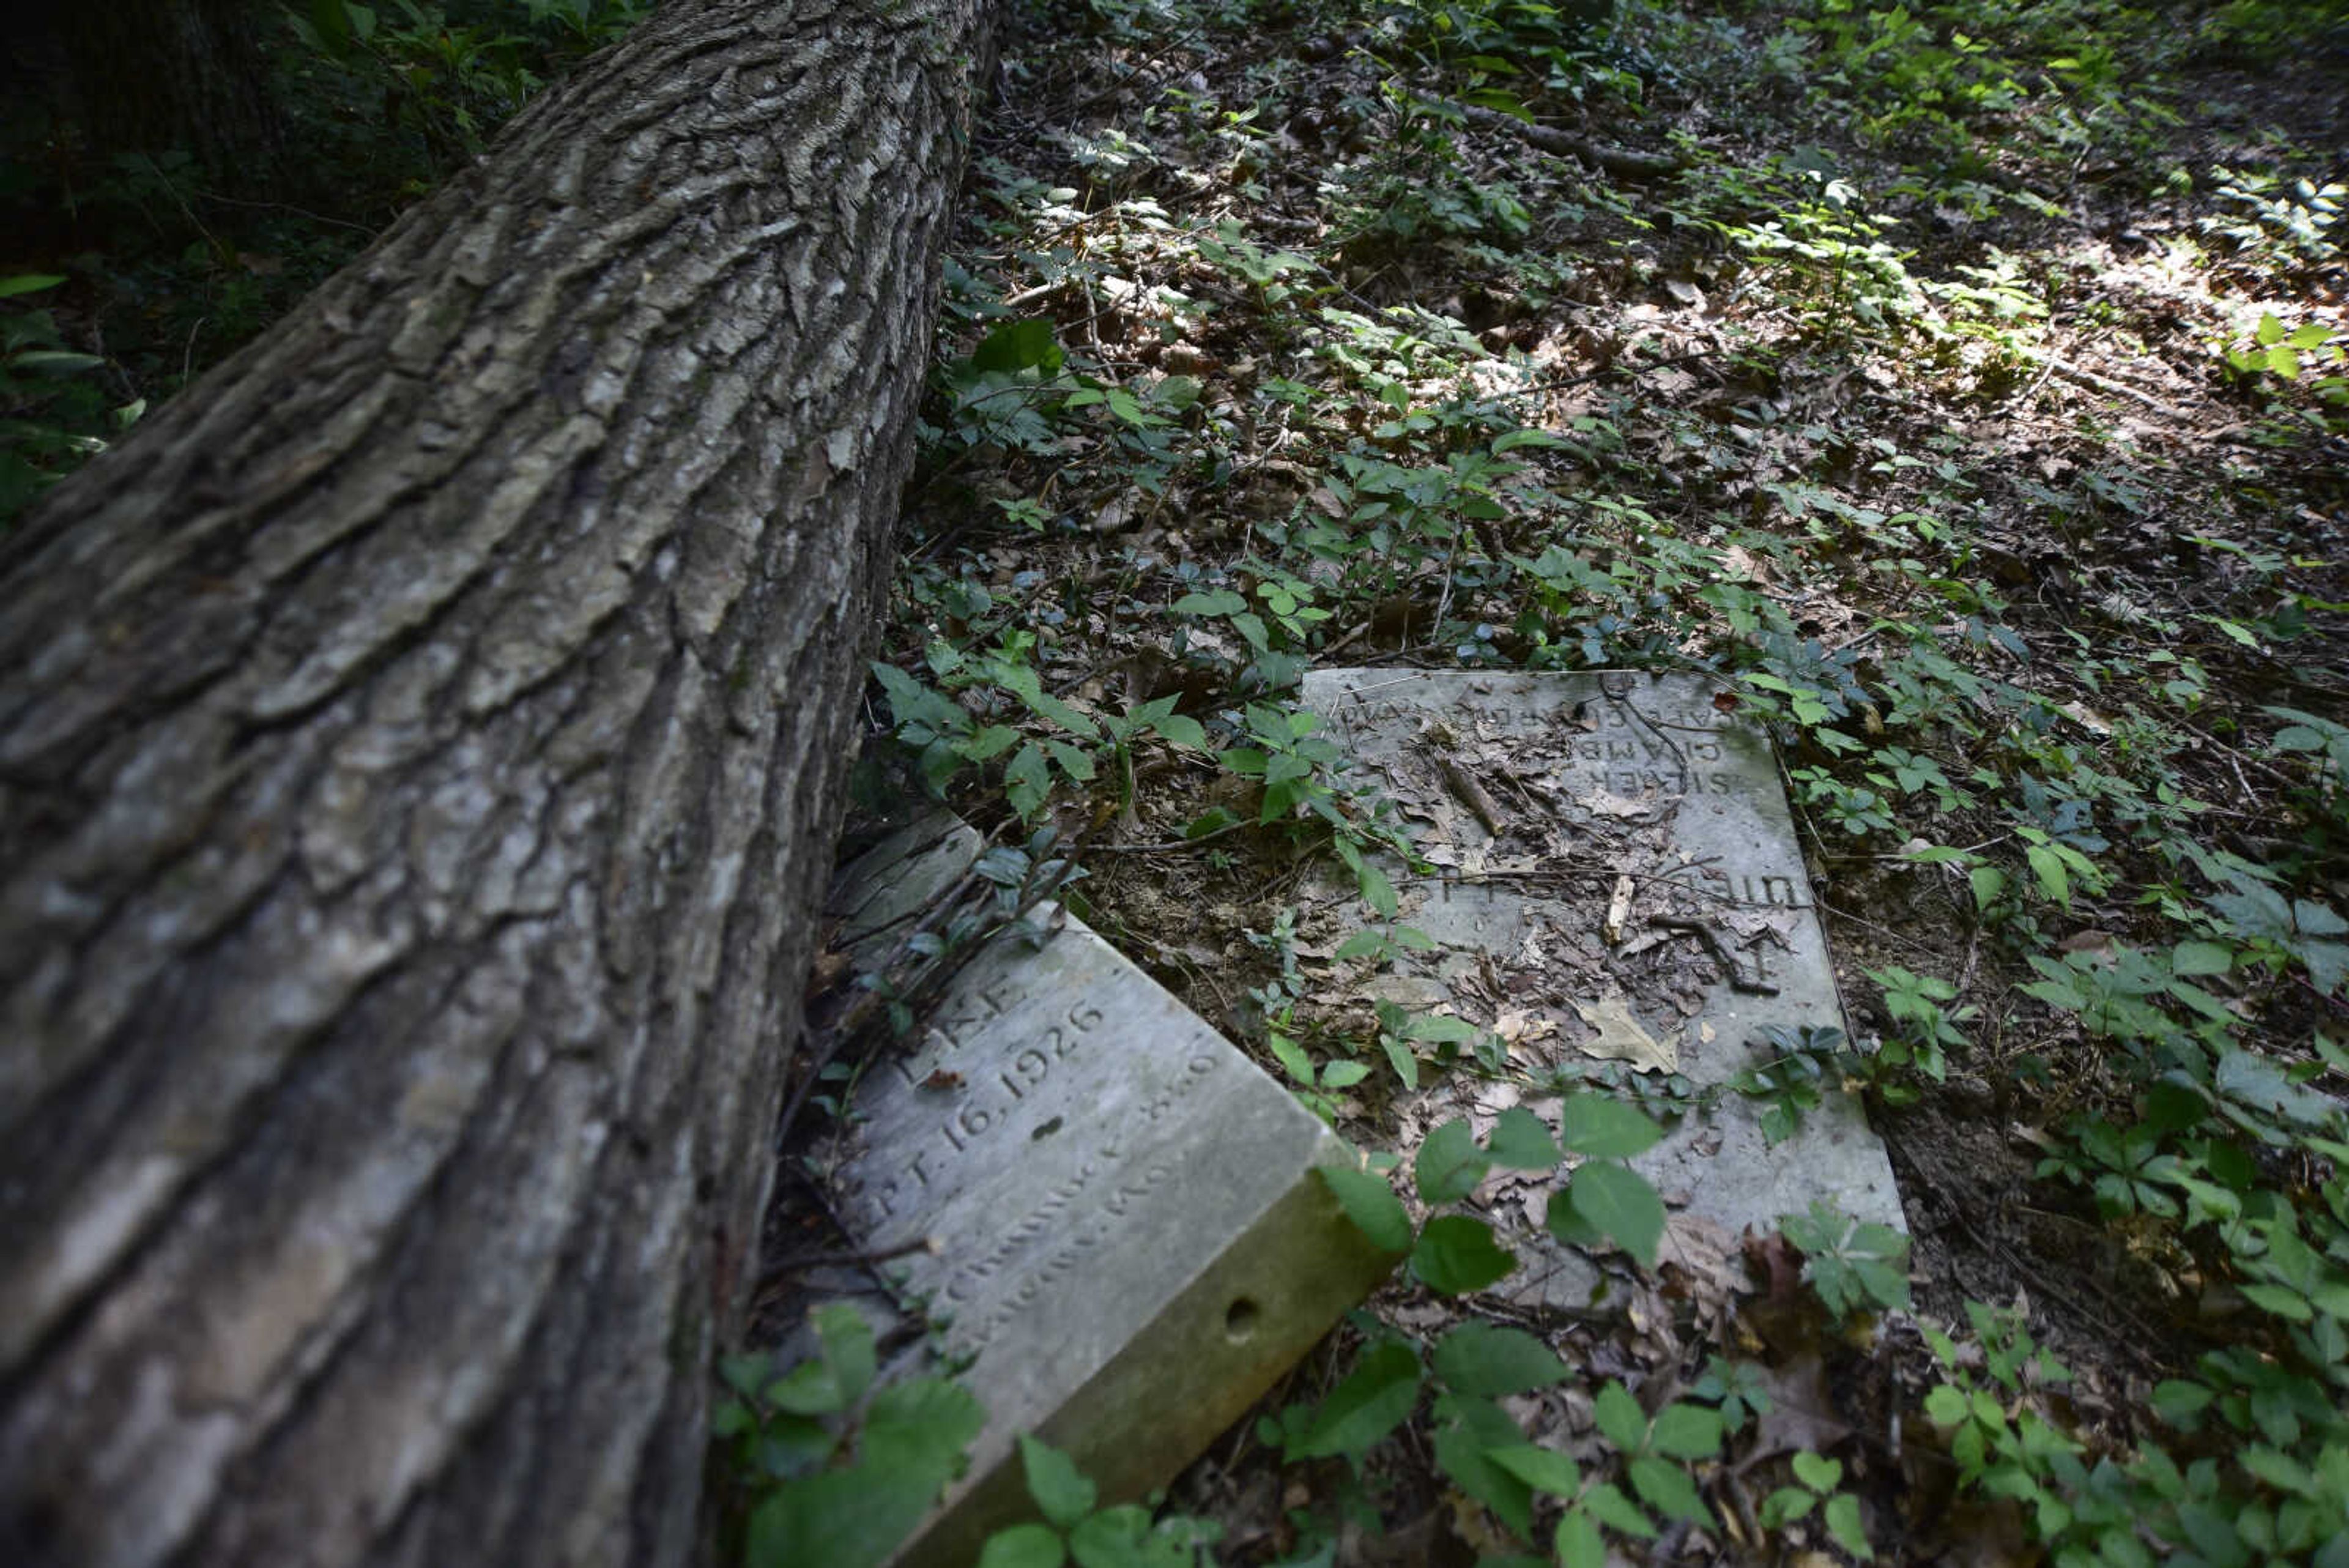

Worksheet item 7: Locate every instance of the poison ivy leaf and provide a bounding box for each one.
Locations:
[1020,1434,1096,1529]
[1293,1342,1422,1461]
[1562,1159,1666,1268]
[1315,1164,1412,1253]
[1486,1107,1561,1170]
[1411,1216,1517,1295]
[1415,1118,1490,1205]
[1560,1093,1663,1158]
[1431,1321,1567,1397]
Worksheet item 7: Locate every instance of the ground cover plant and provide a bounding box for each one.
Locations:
[763,0,2349,1561]
[10,0,2348,1564]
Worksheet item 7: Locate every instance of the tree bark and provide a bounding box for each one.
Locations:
[0,1,990,1562]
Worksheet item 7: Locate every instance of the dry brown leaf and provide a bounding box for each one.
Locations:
[1572,994,1677,1072]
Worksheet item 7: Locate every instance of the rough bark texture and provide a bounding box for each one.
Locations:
[0,1,989,1562]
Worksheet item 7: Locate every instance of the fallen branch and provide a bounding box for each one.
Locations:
[1458,103,1686,180]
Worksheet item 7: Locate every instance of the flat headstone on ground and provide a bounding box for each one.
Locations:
[1297,669,1906,1306]
[807,816,1398,1564]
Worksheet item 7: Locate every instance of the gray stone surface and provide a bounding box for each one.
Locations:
[1298,669,1906,1306]
[812,817,1398,1563]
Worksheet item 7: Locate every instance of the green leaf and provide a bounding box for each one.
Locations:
[1045,739,1097,782]
[1005,743,1052,817]
[1581,1481,1657,1539]
[1171,589,1247,616]
[0,273,65,299]
[1565,1160,1666,1268]
[767,1304,874,1415]
[1415,1119,1491,1205]
[1315,1164,1413,1253]
[1357,859,1400,920]
[1068,1504,1187,1568]
[1559,1094,1663,1159]
[1431,1321,1567,1398]
[1485,1107,1562,1170]
[1554,1509,1608,1568]
[1402,1011,1477,1045]
[2025,844,2070,905]
[2171,940,2235,977]
[1592,1380,1649,1452]
[1923,1384,1970,1427]
[1411,1216,1518,1295]
[1432,1415,1534,1538]
[2152,1380,2214,1428]
[746,1463,937,1568]
[1791,1451,1842,1492]
[973,319,1063,374]
[1321,1060,1371,1089]
[1148,712,1208,750]
[1020,1434,1097,1529]
[1628,1455,1713,1527]
[1488,1443,1581,1497]
[864,1376,985,1476]
[1293,1342,1422,1461]
[1649,1402,1724,1461]
[978,1524,1066,1568]
[1269,1032,1313,1086]
[1824,1492,1873,1559]
[1334,929,1389,962]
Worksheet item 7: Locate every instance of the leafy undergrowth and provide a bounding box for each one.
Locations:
[763,0,2349,1561]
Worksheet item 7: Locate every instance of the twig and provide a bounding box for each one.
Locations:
[762,1235,939,1276]
[1457,103,1686,180]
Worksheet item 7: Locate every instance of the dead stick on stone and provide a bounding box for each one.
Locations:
[1438,754,1510,838]
[1603,874,1636,946]
[762,1235,941,1277]
[1653,916,1781,996]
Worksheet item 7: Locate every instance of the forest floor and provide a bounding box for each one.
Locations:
[817,1,2349,1563]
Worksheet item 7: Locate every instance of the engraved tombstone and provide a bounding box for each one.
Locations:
[809,817,1399,1562]
[1298,669,1906,1303]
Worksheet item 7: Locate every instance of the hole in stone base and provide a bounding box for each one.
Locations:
[1223,1296,1260,1343]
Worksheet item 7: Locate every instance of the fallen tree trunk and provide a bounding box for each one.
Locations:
[0,1,990,1562]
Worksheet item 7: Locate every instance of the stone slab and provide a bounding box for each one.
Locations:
[812,816,1398,1563]
[1297,669,1905,1305]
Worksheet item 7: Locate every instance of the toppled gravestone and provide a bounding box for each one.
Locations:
[1297,669,1906,1306]
[805,816,1399,1562]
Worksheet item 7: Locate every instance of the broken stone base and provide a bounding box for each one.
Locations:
[804,817,1398,1562]
[1297,669,1906,1306]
